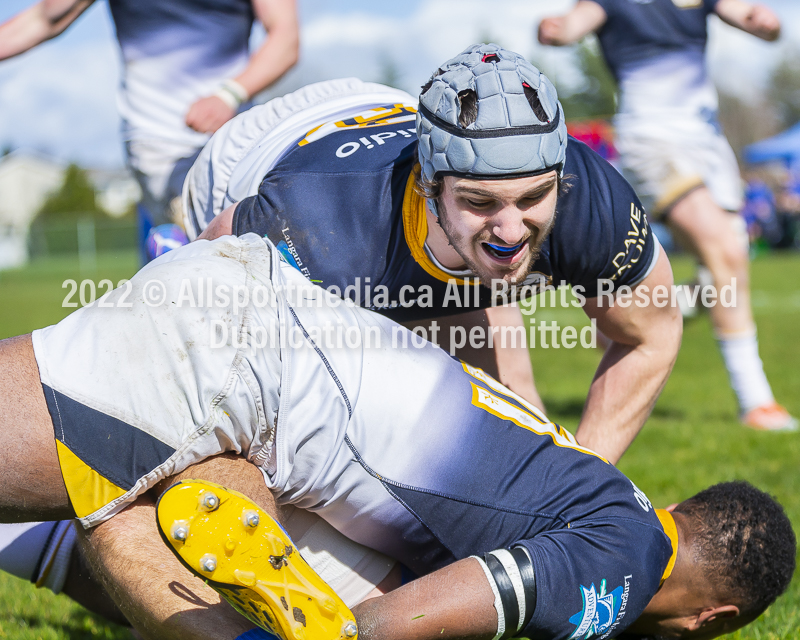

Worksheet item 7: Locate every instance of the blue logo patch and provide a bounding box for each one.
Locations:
[568,579,623,639]
[276,240,302,271]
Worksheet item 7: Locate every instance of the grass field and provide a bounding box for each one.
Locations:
[0,250,797,639]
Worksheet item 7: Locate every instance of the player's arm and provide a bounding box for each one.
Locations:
[537,0,607,47]
[185,0,299,134]
[577,246,682,463]
[0,0,94,60]
[714,0,780,41]
[197,202,238,240]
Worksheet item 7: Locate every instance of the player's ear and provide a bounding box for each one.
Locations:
[665,503,679,512]
[691,604,740,632]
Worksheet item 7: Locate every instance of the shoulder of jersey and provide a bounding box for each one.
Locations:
[276,103,420,173]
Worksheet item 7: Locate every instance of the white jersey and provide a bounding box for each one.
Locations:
[108,0,254,147]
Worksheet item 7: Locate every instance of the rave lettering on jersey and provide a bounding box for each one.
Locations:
[609,202,649,282]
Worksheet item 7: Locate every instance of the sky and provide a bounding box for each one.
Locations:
[0,0,798,168]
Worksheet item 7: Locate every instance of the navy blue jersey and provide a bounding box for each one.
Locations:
[272,275,679,639]
[233,108,655,321]
[593,0,718,81]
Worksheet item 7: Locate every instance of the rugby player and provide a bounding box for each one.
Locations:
[181,44,683,465]
[0,44,683,611]
[0,0,300,599]
[0,234,793,640]
[538,0,796,431]
[0,0,299,228]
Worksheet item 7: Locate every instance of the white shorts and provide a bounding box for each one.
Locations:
[282,508,395,607]
[34,234,284,528]
[33,234,399,603]
[181,78,416,239]
[614,117,743,216]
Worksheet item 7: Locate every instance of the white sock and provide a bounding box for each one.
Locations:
[717,332,774,413]
[0,521,76,593]
[34,521,77,593]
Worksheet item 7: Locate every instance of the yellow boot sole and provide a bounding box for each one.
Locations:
[156,479,358,640]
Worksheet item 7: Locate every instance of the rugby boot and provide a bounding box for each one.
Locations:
[741,403,798,432]
[156,479,358,640]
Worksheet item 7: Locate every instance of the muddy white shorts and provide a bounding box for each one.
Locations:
[33,234,285,528]
[614,116,743,216]
[182,78,416,239]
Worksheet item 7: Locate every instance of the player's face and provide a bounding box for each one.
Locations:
[437,171,559,285]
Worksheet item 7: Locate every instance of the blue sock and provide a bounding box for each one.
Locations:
[235,629,280,640]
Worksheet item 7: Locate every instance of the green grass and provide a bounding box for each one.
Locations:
[0,251,798,638]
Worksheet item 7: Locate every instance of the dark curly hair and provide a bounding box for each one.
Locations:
[674,481,796,618]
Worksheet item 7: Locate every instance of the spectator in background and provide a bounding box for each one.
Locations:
[538,0,796,431]
[741,176,781,247]
[0,0,299,259]
[775,169,800,249]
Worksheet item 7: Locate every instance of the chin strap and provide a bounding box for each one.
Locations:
[426,198,439,218]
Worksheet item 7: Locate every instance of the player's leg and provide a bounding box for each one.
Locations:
[151,456,497,640]
[0,335,73,521]
[81,454,398,640]
[667,188,796,429]
[81,457,266,640]
[667,187,752,334]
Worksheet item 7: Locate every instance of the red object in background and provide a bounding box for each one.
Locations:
[567,120,618,162]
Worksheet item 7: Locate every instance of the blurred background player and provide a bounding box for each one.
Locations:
[538,0,796,431]
[0,0,299,261]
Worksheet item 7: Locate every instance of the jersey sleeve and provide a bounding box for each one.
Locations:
[588,0,614,18]
[515,518,671,640]
[233,194,270,237]
[550,139,657,298]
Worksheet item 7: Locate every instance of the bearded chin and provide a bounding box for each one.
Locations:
[436,203,550,287]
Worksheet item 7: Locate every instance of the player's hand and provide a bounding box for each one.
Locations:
[538,17,567,46]
[745,5,780,41]
[185,96,237,134]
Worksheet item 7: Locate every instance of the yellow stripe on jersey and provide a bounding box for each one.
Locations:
[55,440,127,518]
[656,509,679,585]
[469,382,608,463]
[461,362,547,425]
[298,104,417,146]
[402,166,469,285]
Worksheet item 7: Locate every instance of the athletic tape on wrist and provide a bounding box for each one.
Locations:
[215,79,249,110]
[235,628,280,640]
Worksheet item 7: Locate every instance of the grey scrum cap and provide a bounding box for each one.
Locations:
[416,43,567,185]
